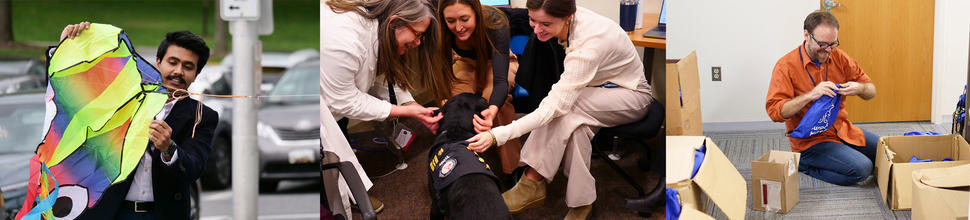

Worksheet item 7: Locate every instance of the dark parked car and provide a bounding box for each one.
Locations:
[0,91,201,220]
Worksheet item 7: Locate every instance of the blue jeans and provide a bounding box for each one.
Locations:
[799,129,880,186]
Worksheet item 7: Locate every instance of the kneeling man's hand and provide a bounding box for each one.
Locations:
[837,81,865,96]
[806,81,839,100]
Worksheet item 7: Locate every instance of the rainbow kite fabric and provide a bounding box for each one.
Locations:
[15,23,168,220]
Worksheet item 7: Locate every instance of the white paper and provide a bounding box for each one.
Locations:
[787,156,797,176]
[636,0,645,29]
[760,180,782,212]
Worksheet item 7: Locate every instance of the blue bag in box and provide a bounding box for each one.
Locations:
[666,187,681,220]
[790,85,842,138]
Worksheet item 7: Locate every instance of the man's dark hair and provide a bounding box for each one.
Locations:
[526,0,576,18]
[156,30,210,74]
[804,11,839,33]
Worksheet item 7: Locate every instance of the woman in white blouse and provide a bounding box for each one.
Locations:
[465,0,653,218]
[319,0,445,217]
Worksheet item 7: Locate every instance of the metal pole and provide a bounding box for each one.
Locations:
[231,19,259,220]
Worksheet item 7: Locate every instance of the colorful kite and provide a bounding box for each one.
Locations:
[15,23,168,220]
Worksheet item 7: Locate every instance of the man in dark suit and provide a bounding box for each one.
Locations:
[58,22,218,220]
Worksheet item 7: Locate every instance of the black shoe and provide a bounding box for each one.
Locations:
[624,177,665,215]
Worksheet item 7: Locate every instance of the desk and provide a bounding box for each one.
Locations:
[628,13,666,49]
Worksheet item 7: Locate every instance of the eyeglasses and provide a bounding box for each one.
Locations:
[810,33,840,49]
[405,24,425,42]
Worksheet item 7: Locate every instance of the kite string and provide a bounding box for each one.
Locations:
[162,87,246,139]
[153,86,317,139]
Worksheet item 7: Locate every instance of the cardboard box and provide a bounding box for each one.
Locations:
[680,207,715,220]
[665,51,702,136]
[911,164,970,220]
[876,134,970,210]
[666,136,746,220]
[751,150,800,213]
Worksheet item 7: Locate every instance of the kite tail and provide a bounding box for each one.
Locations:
[17,161,60,220]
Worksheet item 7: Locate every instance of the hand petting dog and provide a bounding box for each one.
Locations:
[466,130,495,153]
[473,105,498,133]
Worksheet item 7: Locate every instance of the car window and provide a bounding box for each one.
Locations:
[207,75,232,95]
[0,62,25,75]
[267,65,319,104]
[0,101,45,153]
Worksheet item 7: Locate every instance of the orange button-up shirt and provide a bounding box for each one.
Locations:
[766,43,871,152]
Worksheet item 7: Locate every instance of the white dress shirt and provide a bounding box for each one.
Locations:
[125,100,179,202]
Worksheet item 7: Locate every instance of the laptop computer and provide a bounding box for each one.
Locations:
[481,0,510,6]
[643,0,666,39]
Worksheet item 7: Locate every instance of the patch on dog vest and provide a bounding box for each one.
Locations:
[439,156,458,178]
[428,141,498,191]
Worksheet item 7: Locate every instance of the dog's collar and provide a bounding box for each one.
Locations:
[431,130,452,148]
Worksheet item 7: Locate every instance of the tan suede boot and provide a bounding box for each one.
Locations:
[350,195,384,214]
[563,205,592,220]
[502,175,546,213]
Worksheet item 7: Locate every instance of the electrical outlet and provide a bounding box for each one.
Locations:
[712,66,722,81]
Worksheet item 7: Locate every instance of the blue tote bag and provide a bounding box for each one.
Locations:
[790,86,841,138]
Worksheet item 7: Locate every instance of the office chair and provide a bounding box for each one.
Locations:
[321,150,377,220]
[590,97,665,217]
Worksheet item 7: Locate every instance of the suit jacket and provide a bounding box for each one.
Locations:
[79,98,218,219]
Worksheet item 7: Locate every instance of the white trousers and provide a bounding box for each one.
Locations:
[320,96,373,217]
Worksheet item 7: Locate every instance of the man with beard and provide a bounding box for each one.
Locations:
[765,11,879,186]
[56,22,218,219]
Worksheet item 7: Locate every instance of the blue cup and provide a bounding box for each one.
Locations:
[620,0,638,32]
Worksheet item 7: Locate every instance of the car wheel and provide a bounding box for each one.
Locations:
[190,181,201,220]
[259,179,279,193]
[202,137,231,189]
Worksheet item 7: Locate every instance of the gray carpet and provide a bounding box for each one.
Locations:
[698,121,951,220]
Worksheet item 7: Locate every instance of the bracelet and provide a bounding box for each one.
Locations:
[400,101,417,106]
[487,130,497,147]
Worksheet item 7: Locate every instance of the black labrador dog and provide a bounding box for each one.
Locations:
[428,93,510,220]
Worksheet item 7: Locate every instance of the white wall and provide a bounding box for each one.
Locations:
[509,0,663,23]
[666,0,817,122]
[665,0,968,124]
[931,0,970,124]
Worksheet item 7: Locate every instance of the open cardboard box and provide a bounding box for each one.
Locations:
[751,150,800,213]
[665,51,702,136]
[666,136,746,220]
[876,134,970,210]
[910,164,970,220]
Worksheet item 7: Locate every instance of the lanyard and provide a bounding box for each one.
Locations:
[387,78,397,105]
[798,46,829,86]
